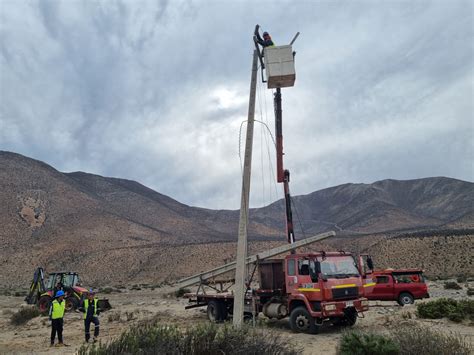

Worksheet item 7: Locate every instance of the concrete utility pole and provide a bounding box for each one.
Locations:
[233,50,259,328]
[176,231,335,289]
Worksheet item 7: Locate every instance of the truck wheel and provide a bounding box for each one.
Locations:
[345,308,357,326]
[38,296,51,314]
[243,312,254,322]
[290,307,318,334]
[334,308,357,327]
[207,301,227,322]
[65,297,78,312]
[398,292,414,306]
[219,303,228,321]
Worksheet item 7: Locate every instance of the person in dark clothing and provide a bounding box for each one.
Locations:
[254,24,274,48]
[54,281,64,294]
[49,290,66,347]
[79,289,101,343]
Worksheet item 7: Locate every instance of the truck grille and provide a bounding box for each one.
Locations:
[332,287,358,300]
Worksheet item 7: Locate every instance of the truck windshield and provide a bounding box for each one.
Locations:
[319,256,360,278]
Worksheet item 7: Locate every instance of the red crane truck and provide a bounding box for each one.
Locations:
[185,28,374,333]
[186,252,371,334]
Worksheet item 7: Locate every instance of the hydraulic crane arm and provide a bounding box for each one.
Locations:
[274,88,295,245]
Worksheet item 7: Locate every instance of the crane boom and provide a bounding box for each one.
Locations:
[274,88,295,245]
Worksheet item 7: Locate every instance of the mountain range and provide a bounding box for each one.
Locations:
[0,151,472,287]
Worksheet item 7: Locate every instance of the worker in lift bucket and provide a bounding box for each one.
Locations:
[49,290,67,347]
[255,24,274,48]
[79,289,101,343]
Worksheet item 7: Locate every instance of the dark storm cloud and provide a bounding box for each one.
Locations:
[0,0,472,209]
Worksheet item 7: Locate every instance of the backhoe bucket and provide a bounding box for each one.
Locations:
[98,299,112,311]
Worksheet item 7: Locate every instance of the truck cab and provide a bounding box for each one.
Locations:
[368,269,429,305]
[283,252,369,332]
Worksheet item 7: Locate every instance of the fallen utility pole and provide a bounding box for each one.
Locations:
[175,231,335,289]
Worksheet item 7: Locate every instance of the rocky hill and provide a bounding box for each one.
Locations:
[0,151,472,287]
[257,177,473,235]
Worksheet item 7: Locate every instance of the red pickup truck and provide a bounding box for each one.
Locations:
[366,269,429,306]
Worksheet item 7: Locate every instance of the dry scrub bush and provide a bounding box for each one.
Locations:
[101,287,113,294]
[416,298,474,322]
[444,281,462,290]
[78,322,300,355]
[10,306,40,325]
[107,312,121,322]
[401,311,412,320]
[174,287,191,298]
[338,331,399,355]
[391,322,472,355]
[125,311,135,321]
[338,322,472,355]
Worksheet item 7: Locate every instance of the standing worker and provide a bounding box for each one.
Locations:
[49,290,67,347]
[79,289,101,343]
[254,24,274,48]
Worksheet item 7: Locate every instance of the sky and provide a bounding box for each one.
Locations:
[0,0,473,210]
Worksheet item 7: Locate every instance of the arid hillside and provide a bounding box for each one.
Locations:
[0,151,472,287]
[259,177,474,235]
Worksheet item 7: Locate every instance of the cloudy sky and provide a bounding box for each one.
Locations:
[1,0,472,209]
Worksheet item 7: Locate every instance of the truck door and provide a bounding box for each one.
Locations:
[372,275,394,300]
[285,258,298,293]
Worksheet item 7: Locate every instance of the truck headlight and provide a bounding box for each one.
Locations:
[325,304,336,311]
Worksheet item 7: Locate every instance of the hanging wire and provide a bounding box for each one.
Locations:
[239,64,278,209]
[259,81,279,206]
[263,88,276,203]
[291,195,307,240]
[265,89,279,202]
[238,119,276,174]
[238,120,246,175]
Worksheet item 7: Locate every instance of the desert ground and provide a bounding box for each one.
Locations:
[0,280,472,355]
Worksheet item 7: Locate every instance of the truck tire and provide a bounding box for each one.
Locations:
[220,302,228,321]
[397,292,414,306]
[243,312,254,323]
[65,296,78,312]
[334,308,357,327]
[207,301,227,322]
[290,307,319,334]
[344,307,358,326]
[38,296,51,314]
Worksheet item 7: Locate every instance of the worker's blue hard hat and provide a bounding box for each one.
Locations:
[263,31,269,36]
[56,290,65,297]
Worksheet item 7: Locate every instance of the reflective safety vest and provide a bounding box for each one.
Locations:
[50,299,66,319]
[84,298,99,319]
